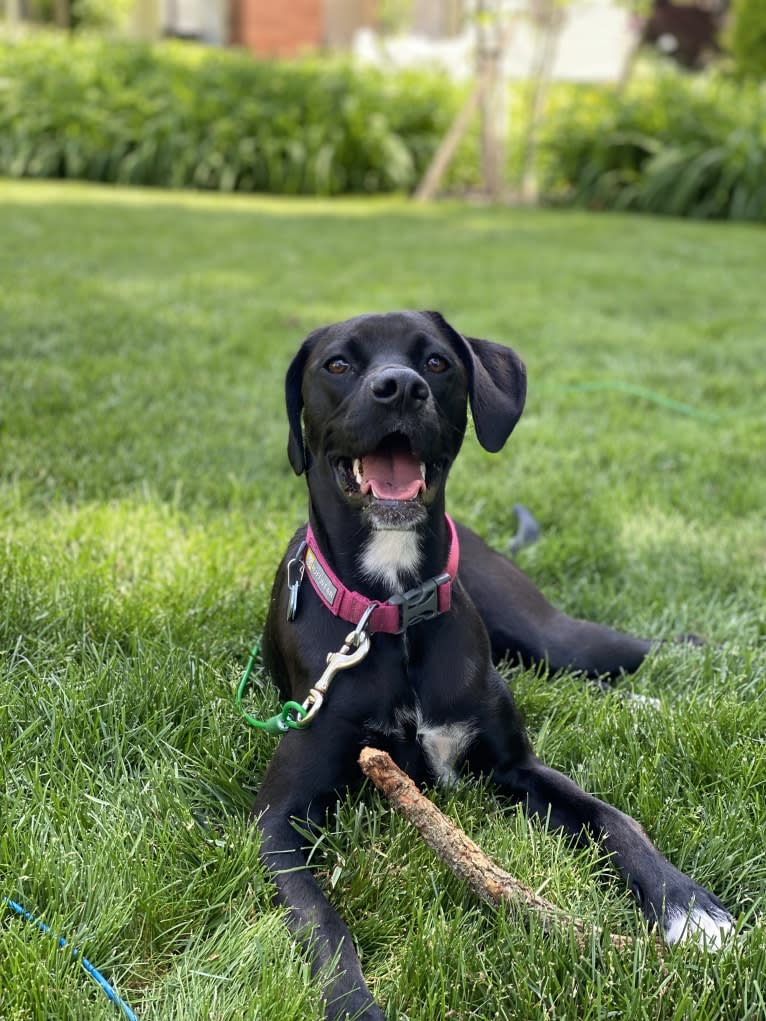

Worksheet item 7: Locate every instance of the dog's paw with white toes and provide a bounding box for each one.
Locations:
[663,902,735,950]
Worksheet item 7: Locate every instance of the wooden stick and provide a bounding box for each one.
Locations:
[359,746,642,951]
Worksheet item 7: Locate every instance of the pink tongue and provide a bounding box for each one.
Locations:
[361,449,425,501]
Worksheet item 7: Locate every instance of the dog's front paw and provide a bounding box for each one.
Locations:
[662,888,734,950]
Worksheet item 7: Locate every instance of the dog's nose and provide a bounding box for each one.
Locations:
[369,366,429,407]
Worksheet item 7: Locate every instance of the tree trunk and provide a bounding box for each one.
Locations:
[479,46,507,200]
[414,77,486,202]
[476,1,509,202]
[53,0,71,30]
[6,0,22,37]
[519,0,564,203]
[413,0,463,37]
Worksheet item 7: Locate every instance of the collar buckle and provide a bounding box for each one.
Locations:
[387,573,450,633]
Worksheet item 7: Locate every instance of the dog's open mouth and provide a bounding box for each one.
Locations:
[335,433,429,504]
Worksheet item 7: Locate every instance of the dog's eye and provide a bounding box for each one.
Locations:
[425,354,449,374]
[325,357,350,375]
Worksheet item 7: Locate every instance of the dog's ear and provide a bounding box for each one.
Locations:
[285,326,328,475]
[424,312,527,452]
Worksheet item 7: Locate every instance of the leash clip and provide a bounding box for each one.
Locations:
[286,540,307,621]
[296,606,377,727]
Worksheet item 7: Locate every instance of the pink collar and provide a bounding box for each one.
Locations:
[301,515,459,634]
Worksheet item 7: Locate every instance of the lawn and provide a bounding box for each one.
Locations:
[1,178,765,1020]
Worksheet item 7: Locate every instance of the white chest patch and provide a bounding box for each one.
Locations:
[366,704,477,785]
[359,530,422,592]
[418,719,477,785]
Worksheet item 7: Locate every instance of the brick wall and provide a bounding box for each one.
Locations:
[230,0,323,57]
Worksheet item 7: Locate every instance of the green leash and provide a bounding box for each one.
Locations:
[235,638,307,735]
[549,381,720,424]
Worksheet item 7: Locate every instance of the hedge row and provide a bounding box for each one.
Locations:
[0,34,462,195]
[2,35,765,220]
[539,72,766,222]
[727,0,766,79]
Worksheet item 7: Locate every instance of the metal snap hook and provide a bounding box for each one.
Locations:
[295,628,373,727]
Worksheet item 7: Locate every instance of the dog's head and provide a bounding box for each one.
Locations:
[285,311,526,530]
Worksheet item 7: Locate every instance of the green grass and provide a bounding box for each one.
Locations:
[1,178,765,1020]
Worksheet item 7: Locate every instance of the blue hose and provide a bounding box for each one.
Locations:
[2,897,139,1020]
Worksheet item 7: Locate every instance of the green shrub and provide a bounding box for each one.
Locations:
[540,72,766,221]
[727,0,766,79]
[0,34,463,195]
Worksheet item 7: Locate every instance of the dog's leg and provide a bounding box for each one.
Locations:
[466,675,734,946]
[457,523,657,677]
[470,684,734,946]
[494,754,733,945]
[254,731,385,1021]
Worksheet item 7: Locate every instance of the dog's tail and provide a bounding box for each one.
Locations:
[508,504,541,557]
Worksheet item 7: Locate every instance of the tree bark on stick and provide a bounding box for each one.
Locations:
[359,746,649,952]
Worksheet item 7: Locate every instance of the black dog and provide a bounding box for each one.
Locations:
[255,311,733,1020]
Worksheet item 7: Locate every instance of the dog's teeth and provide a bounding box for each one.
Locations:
[352,459,364,485]
[420,463,427,482]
